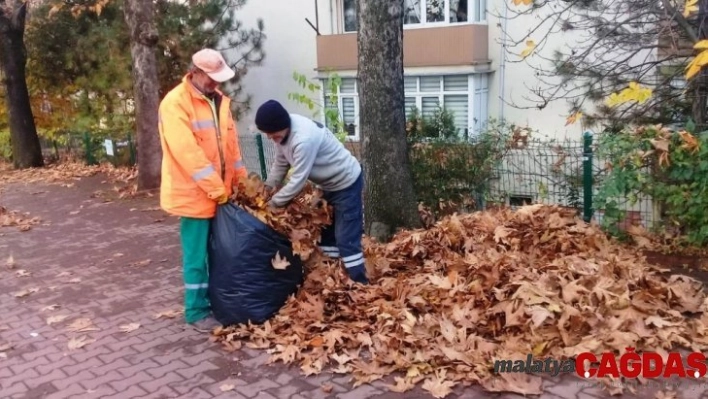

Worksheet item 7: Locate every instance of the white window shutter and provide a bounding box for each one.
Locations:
[443,94,468,137]
[342,97,356,136]
[420,76,441,92]
[422,97,440,119]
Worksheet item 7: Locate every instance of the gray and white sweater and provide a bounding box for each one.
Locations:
[265,114,361,207]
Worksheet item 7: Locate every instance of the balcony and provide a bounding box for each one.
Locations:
[316,24,489,71]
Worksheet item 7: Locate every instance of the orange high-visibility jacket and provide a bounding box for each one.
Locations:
[158,74,248,218]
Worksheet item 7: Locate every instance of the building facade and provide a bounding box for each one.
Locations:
[231,0,587,142]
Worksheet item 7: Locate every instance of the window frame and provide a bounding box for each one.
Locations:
[320,73,491,142]
[341,0,486,34]
[320,77,360,141]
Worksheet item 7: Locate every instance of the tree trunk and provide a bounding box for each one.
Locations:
[0,1,43,169]
[124,0,162,190]
[357,0,421,241]
[693,0,708,129]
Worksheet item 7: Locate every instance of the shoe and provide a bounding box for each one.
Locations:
[189,316,221,333]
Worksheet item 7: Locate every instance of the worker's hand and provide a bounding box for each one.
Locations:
[215,193,229,205]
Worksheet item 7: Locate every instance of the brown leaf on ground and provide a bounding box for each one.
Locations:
[15,269,31,277]
[119,323,140,333]
[67,336,95,350]
[128,259,151,267]
[47,315,70,325]
[219,384,235,392]
[655,390,678,399]
[154,309,183,319]
[67,318,99,332]
[14,287,39,298]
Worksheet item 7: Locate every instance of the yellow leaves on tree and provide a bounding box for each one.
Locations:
[684,0,698,17]
[48,0,110,18]
[686,40,708,80]
[512,0,533,6]
[605,82,652,107]
[565,111,582,126]
[520,40,536,59]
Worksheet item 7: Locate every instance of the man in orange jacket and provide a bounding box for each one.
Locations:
[158,48,248,332]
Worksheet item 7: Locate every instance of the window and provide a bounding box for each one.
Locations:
[472,73,489,136]
[343,0,357,32]
[404,75,474,139]
[342,0,484,32]
[323,77,359,140]
[323,73,490,142]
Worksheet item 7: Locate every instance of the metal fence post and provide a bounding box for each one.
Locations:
[255,134,268,179]
[127,133,136,166]
[83,132,97,165]
[582,131,593,222]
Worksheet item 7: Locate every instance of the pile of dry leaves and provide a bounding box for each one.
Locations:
[230,174,332,261]
[212,202,708,397]
[0,206,41,232]
[0,161,137,196]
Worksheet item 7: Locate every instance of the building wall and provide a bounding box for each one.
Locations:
[226,0,332,136]
[230,0,640,142]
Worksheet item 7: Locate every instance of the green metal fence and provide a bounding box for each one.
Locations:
[40,130,656,230]
[40,132,136,167]
[237,131,656,229]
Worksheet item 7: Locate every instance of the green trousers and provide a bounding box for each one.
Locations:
[179,217,211,323]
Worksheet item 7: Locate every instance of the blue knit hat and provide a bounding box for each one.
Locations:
[255,100,291,133]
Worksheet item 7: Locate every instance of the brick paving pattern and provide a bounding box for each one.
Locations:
[1,174,707,398]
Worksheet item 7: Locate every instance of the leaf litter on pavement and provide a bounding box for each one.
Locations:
[212,178,708,397]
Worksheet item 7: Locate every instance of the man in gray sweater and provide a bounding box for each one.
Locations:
[255,100,368,285]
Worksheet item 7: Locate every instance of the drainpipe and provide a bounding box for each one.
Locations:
[329,0,334,34]
[498,4,508,121]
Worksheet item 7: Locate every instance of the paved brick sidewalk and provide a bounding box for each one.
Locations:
[1,173,707,399]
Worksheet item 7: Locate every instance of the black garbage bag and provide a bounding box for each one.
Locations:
[208,202,304,326]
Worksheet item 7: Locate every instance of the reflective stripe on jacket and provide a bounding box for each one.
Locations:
[158,74,248,218]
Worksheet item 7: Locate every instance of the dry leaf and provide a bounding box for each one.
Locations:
[0,342,13,352]
[15,269,31,277]
[655,390,678,399]
[14,287,39,298]
[67,318,99,332]
[219,384,235,392]
[68,336,95,350]
[68,278,82,283]
[47,315,70,325]
[129,259,151,267]
[154,309,183,319]
[41,304,60,312]
[422,372,457,398]
[119,323,140,333]
[321,384,333,393]
[6,254,15,269]
[272,251,290,270]
[57,272,71,277]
